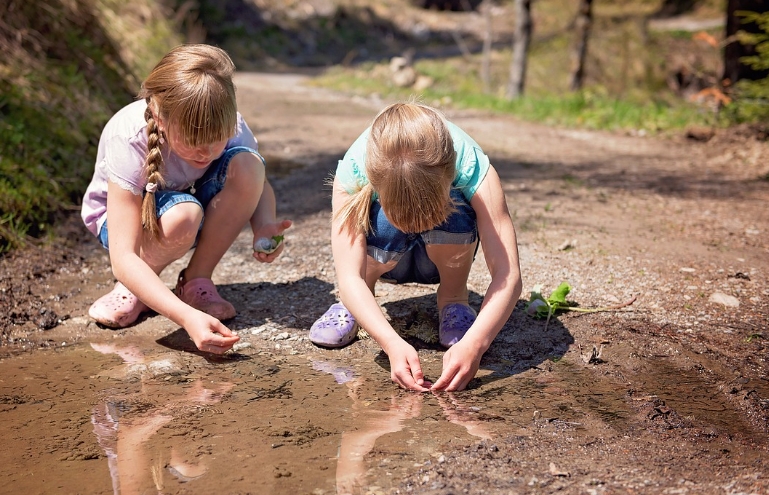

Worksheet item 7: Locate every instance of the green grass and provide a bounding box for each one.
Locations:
[311,58,715,134]
[306,1,746,135]
[0,0,181,252]
[308,6,729,134]
[2,0,764,253]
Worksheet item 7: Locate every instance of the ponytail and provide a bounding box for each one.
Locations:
[141,104,166,238]
[333,182,376,236]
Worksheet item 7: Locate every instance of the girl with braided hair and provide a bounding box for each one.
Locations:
[81,44,291,354]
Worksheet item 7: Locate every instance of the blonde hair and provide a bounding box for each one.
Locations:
[137,44,238,237]
[335,102,456,235]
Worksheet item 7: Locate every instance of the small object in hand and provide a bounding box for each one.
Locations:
[254,235,284,254]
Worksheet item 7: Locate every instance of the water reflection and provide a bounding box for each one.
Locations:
[311,359,357,385]
[311,360,491,495]
[89,343,232,494]
[434,392,492,441]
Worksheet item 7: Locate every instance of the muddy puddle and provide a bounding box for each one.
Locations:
[0,337,495,494]
[2,325,766,495]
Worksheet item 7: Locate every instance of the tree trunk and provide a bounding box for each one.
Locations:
[506,0,532,99]
[723,0,769,85]
[651,0,702,18]
[480,0,494,93]
[569,0,593,91]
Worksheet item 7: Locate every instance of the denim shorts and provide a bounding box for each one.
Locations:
[98,146,263,249]
[369,188,478,285]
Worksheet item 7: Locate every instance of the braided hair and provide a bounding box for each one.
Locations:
[136,44,237,237]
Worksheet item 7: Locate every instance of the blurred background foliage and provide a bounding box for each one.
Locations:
[0,0,767,251]
[0,0,181,249]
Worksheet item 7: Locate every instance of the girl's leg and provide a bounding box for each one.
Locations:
[425,241,477,310]
[364,256,397,293]
[426,242,477,347]
[89,198,202,329]
[421,190,478,348]
[309,256,396,348]
[310,197,406,348]
[140,201,202,274]
[184,152,265,281]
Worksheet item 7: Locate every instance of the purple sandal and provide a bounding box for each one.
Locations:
[309,303,359,348]
[439,303,477,348]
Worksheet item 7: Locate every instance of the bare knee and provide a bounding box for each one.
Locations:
[425,243,475,269]
[157,202,203,248]
[225,153,265,193]
[365,255,397,290]
[366,255,397,276]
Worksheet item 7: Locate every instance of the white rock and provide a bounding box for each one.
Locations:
[708,292,739,308]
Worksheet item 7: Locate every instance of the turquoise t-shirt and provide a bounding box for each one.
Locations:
[335,121,490,202]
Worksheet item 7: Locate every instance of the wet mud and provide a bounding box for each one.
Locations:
[1,322,766,494]
[1,72,768,494]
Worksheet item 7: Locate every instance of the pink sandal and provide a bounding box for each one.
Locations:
[174,270,236,321]
[88,282,150,328]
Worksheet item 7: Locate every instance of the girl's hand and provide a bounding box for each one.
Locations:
[430,340,483,392]
[185,313,240,354]
[252,219,292,263]
[386,340,432,392]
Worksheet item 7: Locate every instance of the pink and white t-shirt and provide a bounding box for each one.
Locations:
[81,99,258,236]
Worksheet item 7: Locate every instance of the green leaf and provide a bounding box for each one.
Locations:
[525,282,574,319]
[548,282,571,305]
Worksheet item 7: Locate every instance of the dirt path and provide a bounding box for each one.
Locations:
[0,72,768,494]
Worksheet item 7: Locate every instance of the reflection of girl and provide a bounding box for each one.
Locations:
[310,102,522,392]
[335,378,423,495]
[322,368,491,495]
[81,44,290,354]
[90,343,232,494]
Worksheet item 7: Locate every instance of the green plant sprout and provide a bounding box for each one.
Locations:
[525,282,637,331]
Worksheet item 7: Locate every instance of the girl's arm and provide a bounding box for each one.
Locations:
[249,178,292,263]
[106,182,239,353]
[431,165,523,391]
[330,177,429,392]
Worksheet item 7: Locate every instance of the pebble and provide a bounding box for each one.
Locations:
[709,292,739,308]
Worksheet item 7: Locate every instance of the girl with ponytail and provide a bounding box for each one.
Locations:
[81,44,291,354]
[310,102,522,392]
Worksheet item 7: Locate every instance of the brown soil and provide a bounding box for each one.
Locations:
[1,72,768,495]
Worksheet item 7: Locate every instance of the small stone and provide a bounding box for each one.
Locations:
[254,237,279,253]
[558,239,576,251]
[709,292,739,308]
[685,126,714,142]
